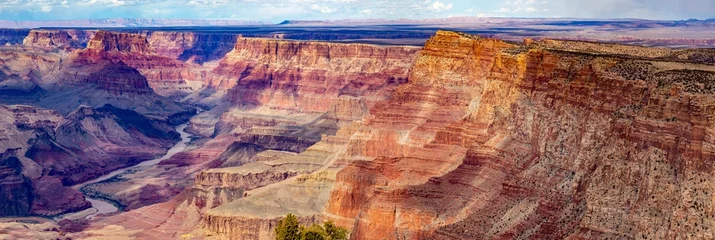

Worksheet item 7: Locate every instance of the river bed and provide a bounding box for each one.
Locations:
[58,123,193,220]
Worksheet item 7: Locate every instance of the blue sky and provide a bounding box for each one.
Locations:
[0,0,713,23]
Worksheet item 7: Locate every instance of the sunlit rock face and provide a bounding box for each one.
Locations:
[23,29,96,50]
[324,31,715,239]
[76,37,420,239]
[205,37,419,120]
[7,27,715,240]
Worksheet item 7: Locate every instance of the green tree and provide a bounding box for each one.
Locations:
[275,214,301,240]
[323,221,348,240]
[275,214,350,240]
[301,224,328,240]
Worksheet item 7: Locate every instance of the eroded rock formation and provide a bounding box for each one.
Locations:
[323,31,715,239]
[0,104,182,216]
[3,28,715,240]
[23,29,95,50]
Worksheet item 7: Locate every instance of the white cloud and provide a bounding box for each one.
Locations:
[310,4,336,13]
[40,5,52,12]
[360,9,372,15]
[426,1,453,12]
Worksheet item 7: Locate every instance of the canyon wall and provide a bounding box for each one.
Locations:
[323,31,715,239]
[23,29,96,50]
[3,28,715,240]
[0,104,182,216]
[205,37,418,120]
[73,37,420,239]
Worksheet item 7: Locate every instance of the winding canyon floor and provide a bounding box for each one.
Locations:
[0,20,714,240]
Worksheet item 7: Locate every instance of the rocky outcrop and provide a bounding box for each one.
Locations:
[201,214,320,239]
[0,103,183,217]
[22,29,95,50]
[205,37,419,120]
[0,105,91,216]
[72,30,207,98]
[0,149,32,216]
[86,30,151,53]
[146,31,239,63]
[76,61,153,95]
[324,31,715,239]
[42,31,193,116]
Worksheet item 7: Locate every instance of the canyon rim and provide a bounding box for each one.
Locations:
[0,5,714,240]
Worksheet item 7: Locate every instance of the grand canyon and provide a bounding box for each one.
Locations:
[0,15,714,240]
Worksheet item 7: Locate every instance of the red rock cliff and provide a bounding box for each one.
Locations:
[86,30,151,53]
[208,37,419,120]
[325,30,715,239]
[70,30,207,97]
[23,29,96,50]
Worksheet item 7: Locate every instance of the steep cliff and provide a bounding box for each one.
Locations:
[73,30,207,98]
[324,31,715,239]
[46,30,715,240]
[146,31,239,63]
[73,38,418,238]
[86,30,151,53]
[22,29,95,50]
[0,103,183,216]
[204,37,419,120]
[0,105,91,216]
[0,149,32,216]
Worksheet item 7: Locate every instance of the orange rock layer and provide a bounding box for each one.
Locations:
[207,37,419,120]
[325,31,715,239]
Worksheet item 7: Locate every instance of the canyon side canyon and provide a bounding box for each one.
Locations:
[0,25,714,240]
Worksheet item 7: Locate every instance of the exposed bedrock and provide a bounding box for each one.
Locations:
[204,37,419,120]
[0,103,183,217]
[325,31,715,239]
[23,29,96,50]
[69,30,209,98]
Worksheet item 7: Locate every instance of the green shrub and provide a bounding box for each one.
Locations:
[275,214,349,240]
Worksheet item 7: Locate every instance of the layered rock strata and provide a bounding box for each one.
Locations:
[73,38,419,238]
[203,37,419,121]
[0,104,182,216]
[23,29,96,50]
[323,31,715,239]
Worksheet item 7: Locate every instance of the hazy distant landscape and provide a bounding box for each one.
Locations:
[1,17,714,48]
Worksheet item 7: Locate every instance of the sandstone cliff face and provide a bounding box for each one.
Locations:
[206,37,419,121]
[0,103,183,217]
[0,46,61,90]
[0,105,91,216]
[0,149,32,216]
[324,31,715,239]
[22,29,96,50]
[68,61,153,95]
[146,31,239,63]
[72,30,207,98]
[87,30,151,53]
